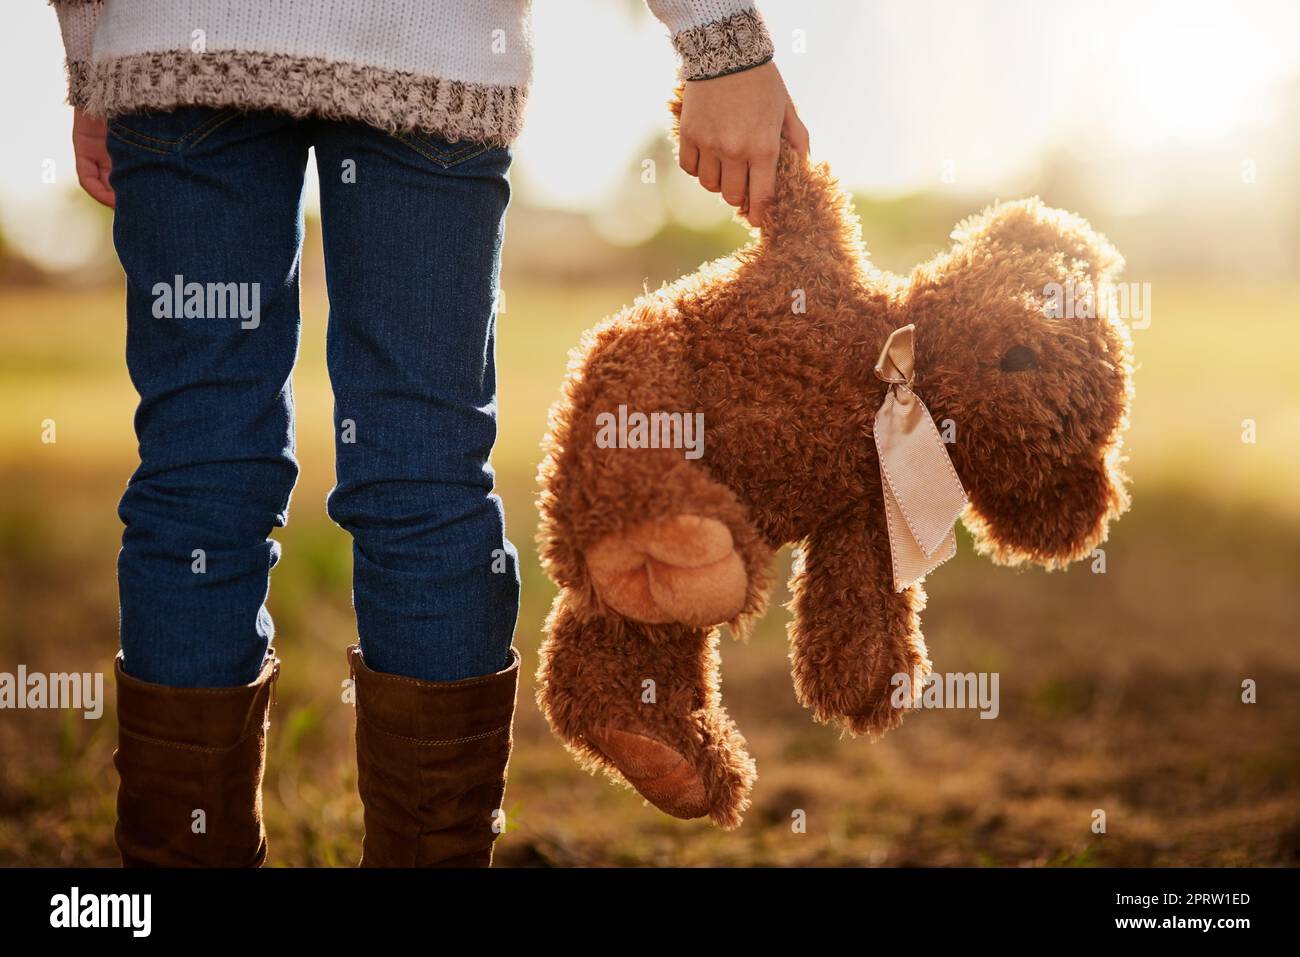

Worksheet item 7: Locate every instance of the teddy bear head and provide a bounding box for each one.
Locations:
[895,198,1133,569]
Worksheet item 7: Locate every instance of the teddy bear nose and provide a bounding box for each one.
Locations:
[1000,345,1037,372]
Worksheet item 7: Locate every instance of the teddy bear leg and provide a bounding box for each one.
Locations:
[583,459,772,628]
[537,592,756,828]
[788,517,932,737]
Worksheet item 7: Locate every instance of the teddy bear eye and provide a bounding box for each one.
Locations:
[1000,345,1037,372]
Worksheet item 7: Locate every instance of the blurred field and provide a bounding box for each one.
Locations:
[1,241,1299,866]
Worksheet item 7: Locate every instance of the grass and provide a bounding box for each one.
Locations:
[0,266,1298,866]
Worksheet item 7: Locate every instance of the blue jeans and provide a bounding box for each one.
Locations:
[107,108,520,687]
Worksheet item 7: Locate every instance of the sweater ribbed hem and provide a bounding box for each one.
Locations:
[87,50,527,146]
[672,8,775,81]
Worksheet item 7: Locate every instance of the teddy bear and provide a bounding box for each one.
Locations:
[535,120,1133,829]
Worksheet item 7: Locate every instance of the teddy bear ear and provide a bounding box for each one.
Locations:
[949,197,1124,293]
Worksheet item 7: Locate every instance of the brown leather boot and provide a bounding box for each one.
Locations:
[348,645,519,867]
[113,651,279,867]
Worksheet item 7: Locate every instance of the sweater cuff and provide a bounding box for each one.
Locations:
[649,2,775,81]
[51,0,102,109]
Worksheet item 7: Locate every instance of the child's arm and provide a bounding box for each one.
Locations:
[51,1,114,208]
[647,2,809,228]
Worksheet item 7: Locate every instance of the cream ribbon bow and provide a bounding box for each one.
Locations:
[872,324,970,592]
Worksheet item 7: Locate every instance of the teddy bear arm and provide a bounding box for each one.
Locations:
[788,515,931,738]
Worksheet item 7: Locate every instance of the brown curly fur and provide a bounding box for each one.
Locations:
[536,98,1132,828]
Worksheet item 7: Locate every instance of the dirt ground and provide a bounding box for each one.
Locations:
[2,281,1298,867]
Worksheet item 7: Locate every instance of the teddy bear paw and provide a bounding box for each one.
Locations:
[586,727,710,820]
[586,514,748,626]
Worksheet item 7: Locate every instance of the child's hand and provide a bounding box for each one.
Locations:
[73,108,115,209]
[678,61,809,229]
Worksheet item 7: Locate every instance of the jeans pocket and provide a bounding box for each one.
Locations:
[392,128,495,169]
[109,106,242,155]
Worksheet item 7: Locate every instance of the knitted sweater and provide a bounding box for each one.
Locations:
[50,0,775,146]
